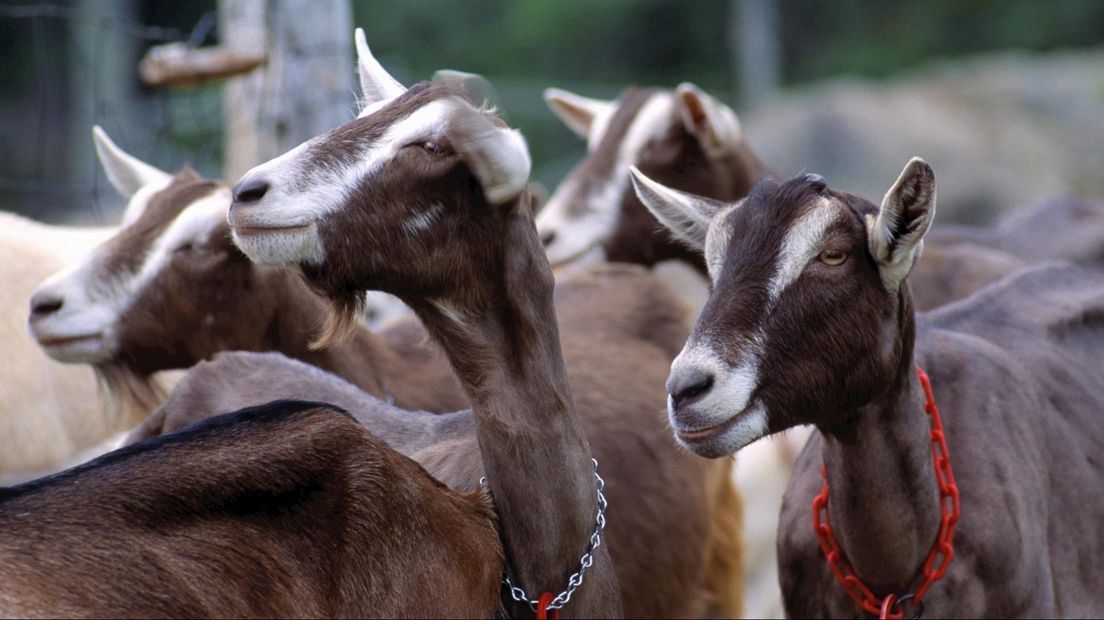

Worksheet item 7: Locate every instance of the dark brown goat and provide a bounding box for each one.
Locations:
[632,159,1104,617]
[0,400,504,617]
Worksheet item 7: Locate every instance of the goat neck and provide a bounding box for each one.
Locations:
[819,288,940,593]
[405,192,622,618]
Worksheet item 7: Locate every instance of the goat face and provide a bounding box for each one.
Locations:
[536,84,745,268]
[228,79,531,308]
[29,169,275,372]
[631,159,936,457]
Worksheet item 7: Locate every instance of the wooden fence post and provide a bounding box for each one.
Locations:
[218,0,353,181]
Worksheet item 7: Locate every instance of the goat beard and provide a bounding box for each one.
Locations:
[310,292,365,351]
[94,364,168,428]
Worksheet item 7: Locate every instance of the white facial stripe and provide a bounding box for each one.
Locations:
[539,93,676,266]
[768,198,836,303]
[235,99,458,233]
[357,96,397,119]
[126,188,232,309]
[121,176,173,227]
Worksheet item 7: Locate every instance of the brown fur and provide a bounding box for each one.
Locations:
[0,400,503,618]
[908,241,1026,310]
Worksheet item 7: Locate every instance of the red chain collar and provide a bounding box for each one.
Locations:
[812,367,961,619]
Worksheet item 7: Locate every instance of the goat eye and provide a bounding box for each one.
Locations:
[420,141,447,156]
[818,249,848,266]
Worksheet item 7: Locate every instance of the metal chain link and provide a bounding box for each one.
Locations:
[480,458,608,612]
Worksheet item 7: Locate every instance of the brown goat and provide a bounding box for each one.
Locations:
[632,159,1104,617]
[0,400,504,617]
[228,60,632,615]
[538,83,770,273]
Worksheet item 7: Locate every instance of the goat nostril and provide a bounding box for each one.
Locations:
[670,372,714,409]
[541,230,556,246]
[29,294,64,319]
[232,178,269,204]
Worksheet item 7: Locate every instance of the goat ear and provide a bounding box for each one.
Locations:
[92,125,171,198]
[355,28,405,110]
[452,111,532,206]
[867,157,936,291]
[629,166,724,250]
[543,87,613,139]
[675,83,743,158]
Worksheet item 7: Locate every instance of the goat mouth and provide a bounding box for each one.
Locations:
[231,223,313,236]
[37,332,103,348]
[674,399,761,445]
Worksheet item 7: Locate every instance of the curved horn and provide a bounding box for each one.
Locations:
[355,28,405,108]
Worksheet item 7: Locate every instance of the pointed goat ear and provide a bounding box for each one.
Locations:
[629,166,724,250]
[543,87,613,140]
[92,125,171,198]
[867,157,937,291]
[675,82,743,158]
[452,110,531,206]
[355,27,405,111]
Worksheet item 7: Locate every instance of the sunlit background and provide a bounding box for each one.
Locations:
[2,0,1103,225]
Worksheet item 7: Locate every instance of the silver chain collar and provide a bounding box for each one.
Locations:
[479,458,608,612]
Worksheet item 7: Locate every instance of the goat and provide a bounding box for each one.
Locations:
[632,159,1104,617]
[538,83,770,274]
[0,399,504,617]
[228,56,632,616]
[32,47,743,617]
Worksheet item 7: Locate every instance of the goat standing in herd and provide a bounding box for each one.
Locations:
[631,159,1104,617]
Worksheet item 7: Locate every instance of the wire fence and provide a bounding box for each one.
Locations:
[0,2,239,225]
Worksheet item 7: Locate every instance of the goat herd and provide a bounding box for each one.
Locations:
[2,27,1103,619]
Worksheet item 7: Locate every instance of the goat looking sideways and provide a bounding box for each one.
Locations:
[631,159,1104,617]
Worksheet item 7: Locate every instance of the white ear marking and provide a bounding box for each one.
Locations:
[543,87,614,140]
[629,166,724,250]
[674,83,743,157]
[355,27,405,108]
[868,157,936,291]
[92,125,171,198]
